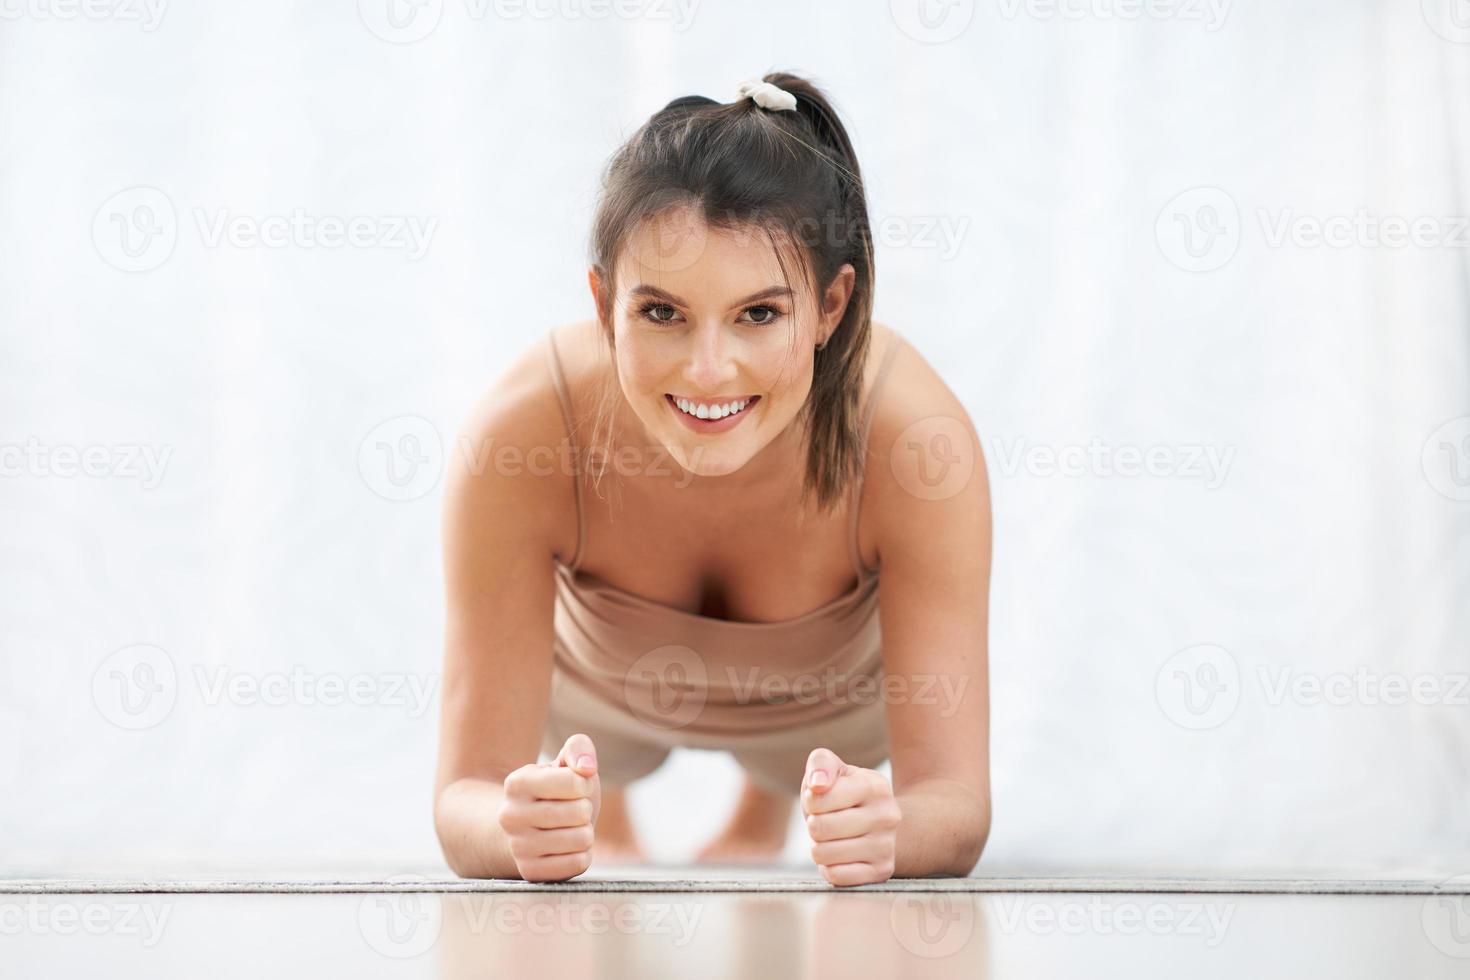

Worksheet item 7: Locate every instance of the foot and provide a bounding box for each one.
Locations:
[695,775,794,864]
[593,785,647,863]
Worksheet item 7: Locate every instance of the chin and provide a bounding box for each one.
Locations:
[669,443,752,478]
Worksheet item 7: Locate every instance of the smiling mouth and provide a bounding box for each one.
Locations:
[665,393,760,422]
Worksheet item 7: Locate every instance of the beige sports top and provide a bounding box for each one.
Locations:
[544,331,903,737]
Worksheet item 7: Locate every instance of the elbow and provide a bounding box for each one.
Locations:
[955,798,992,876]
[432,780,479,879]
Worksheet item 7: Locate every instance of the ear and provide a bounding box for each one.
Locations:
[818,263,856,344]
[587,265,609,324]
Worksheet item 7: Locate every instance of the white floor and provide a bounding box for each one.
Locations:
[6,871,1469,978]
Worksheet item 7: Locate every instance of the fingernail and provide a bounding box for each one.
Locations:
[576,754,594,770]
[810,769,829,788]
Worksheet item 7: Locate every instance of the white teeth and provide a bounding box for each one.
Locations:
[674,396,749,420]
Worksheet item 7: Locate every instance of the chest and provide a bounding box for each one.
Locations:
[573,480,865,624]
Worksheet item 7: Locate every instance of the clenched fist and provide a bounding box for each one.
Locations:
[498,733,600,882]
[801,747,901,886]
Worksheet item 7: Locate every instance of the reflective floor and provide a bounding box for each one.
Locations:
[6,888,1469,978]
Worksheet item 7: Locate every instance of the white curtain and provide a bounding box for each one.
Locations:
[1,0,1466,875]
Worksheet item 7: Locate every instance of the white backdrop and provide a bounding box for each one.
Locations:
[1,0,1467,877]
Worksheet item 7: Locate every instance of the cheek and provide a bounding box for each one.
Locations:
[613,342,665,396]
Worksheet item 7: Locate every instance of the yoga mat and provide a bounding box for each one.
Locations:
[4,869,1467,895]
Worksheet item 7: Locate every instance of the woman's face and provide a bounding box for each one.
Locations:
[592,205,855,483]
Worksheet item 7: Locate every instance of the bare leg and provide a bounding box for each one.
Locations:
[695,774,793,863]
[594,784,646,862]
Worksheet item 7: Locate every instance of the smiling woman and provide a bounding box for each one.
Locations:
[433,70,992,887]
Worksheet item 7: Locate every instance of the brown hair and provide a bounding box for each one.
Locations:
[584,70,875,515]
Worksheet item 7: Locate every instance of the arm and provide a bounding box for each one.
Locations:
[800,344,993,884]
[432,352,581,879]
[871,365,993,877]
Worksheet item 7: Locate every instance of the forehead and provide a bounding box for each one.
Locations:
[616,206,811,299]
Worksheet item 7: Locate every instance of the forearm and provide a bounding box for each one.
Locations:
[434,777,521,880]
[893,777,990,878]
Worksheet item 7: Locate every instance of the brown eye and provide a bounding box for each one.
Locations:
[641,303,678,324]
[741,305,781,326]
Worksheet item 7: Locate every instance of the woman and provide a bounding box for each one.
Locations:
[433,72,992,886]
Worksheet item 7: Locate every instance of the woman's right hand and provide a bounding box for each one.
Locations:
[498,733,601,882]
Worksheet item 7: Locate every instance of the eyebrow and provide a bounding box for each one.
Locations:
[628,284,794,308]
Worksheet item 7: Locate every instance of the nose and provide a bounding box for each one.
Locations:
[682,321,740,392]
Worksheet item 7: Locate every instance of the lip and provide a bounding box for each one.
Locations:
[666,393,760,434]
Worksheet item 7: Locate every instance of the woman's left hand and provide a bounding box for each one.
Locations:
[800,747,902,886]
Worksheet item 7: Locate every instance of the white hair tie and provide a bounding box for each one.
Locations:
[736,77,797,112]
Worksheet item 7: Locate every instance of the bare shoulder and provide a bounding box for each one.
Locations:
[865,321,976,449]
[445,321,591,566]
[862,322,990,554]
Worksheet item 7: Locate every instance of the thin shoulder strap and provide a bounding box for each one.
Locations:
[848,334,905,578]
[545,332,586,572]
